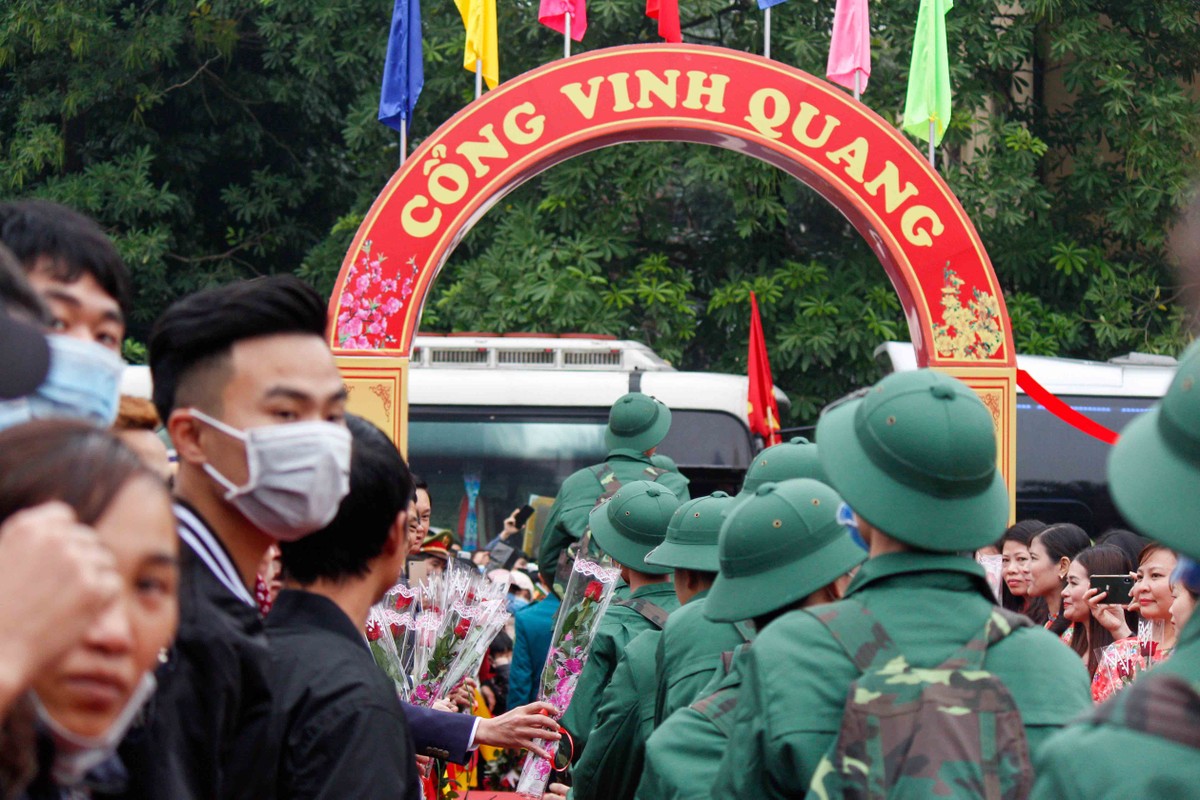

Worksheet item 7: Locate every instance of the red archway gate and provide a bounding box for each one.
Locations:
[329,44,1018,505]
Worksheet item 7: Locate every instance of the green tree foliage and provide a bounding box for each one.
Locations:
[2,0,1197,421]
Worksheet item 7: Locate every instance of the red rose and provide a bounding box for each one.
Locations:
[584,581,604,603]
[389,621,403,638]
[366,620,384,642]
[394,594,414,611]
[454,618,471,639]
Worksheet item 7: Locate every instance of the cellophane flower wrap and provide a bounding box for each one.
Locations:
[1091,618,1168,704]
[515,557,621,799]
[442,597,511,694]
[365,606,407,691]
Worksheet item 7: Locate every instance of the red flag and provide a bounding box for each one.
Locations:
[747,292,782,446]
[538,0,587,42]
[645,0,681,43]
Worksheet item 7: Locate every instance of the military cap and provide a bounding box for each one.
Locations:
[740,437,826,495]
[816,369,1008,552]
[606,392,673,452]
[588,480,679,575]
[644,492,736,572]
[1109,340,1200,559]
[704,479,865,622]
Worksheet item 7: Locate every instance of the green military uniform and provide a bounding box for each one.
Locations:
[560,480,682,758]
[560,582,678,758]
[538,451,687,579]
[636,644,749,800]
[538,393,690,581]
[713,370,1094,799]
[651,589,752,725]
[1031,611,1200,799]
[712,554,1091,798]
[568,629,661,800]
[1031,341,1200,798]
[640,491,751,725]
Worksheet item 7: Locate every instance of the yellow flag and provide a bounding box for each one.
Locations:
[454,0,499,89]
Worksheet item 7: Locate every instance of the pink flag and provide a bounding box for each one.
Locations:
[826,0,870,93]
[538,0,587,42]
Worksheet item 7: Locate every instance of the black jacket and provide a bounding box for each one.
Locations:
[265,590,421,800]
[106,504,274,800]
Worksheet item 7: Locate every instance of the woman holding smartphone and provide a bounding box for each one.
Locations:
[1060,546,1133,680]
[1090,542,1179,703]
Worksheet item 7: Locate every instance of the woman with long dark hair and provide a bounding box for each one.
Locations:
[0,421,178,799]
[1060,545,1133,678]
[1027,524,1091,637]
[999,519,1046,618]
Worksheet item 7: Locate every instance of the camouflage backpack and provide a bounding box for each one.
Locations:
[804,600,1033,800]
[589,462,669,507]
[1090,671,1200,750]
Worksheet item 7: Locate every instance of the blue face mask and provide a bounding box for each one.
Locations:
[0,336,125,431]
[507,595,530,613]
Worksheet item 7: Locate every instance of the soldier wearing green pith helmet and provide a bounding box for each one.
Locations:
[636,478,864,800]
[560,481,680,767]
[538,393,690,587]
[712,369,1091,800]
[1032,341,1200,799]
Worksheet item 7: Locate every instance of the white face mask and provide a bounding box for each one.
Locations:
[189,409,352,541]
[32,673,157,787]
[0,335,125,431]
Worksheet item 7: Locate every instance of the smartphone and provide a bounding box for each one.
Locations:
[513,504,536,529]
[1089,574,1134,605]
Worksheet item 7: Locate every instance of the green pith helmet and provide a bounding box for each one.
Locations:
[1109,340,1200,559]
[606,392,673,452]
[816,369,1009,553]
[740,437,826,495]
[704,479,866,622]
[588,480,680,575]
[644,491,736,573]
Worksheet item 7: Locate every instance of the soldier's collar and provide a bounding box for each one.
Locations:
[844,552,991,598]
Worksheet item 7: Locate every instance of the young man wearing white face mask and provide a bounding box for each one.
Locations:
[111,275,351,800]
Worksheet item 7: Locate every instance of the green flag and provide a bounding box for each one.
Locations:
[902,0,952,146]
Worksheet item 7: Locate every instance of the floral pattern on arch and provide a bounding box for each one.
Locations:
[335,240,422,350]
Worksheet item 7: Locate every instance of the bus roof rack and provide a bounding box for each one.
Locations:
[412,334,674,371]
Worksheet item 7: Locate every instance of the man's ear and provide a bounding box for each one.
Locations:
[168,409,207,466]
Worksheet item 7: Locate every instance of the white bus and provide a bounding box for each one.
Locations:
[407,334,782,549]
[877,341,1177,535]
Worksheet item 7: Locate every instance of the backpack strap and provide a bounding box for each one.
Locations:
[613,597,671,629]
[804,599,901,672]
[643,465,669,480]
[590,463,623,506]
[1092,672,1200,750]
[940,607,1032,671]
[690,686,741,735]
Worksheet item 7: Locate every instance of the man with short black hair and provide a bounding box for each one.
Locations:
[0,200,130,352]
[115,275,351,800]
[270,416,421,799]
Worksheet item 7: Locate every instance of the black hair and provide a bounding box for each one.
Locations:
[1032,523,1092,636]
[998,519,1047,616]
[1096,528,1150,572]
[280,415,412,584]
[0,200,132,318]
[1069,545,1134,678]
[412,472,430,504]
[148,275,327,421]
[0,244,50,325]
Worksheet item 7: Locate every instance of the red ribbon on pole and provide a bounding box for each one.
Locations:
[1015,369,1120,446]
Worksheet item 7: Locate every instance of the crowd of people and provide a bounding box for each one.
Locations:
[0,195,1197,800]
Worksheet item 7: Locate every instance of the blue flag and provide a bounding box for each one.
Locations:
[757,0,787,11]
[378,0,424,132]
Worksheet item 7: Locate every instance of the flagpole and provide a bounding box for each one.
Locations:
[564,12,572,57]
[475,58,482,99]
[928,119,935,168]
[853,69,860,101]
[763,7,771,59]
[400,118,407,167]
